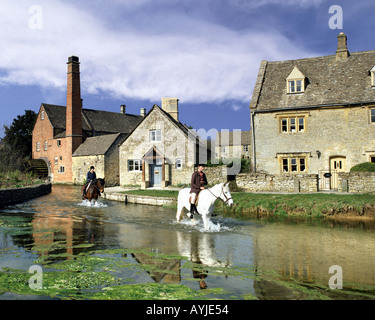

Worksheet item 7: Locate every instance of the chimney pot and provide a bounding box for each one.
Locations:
[121,105,126,114]
[140,108,146,117]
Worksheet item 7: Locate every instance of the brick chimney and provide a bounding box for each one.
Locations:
[336,32,349,61]
[161,98,179,121]
[66,56,82,153]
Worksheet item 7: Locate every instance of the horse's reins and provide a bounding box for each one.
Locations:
[207,186,232,204]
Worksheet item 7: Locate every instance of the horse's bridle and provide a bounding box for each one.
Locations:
[207,185,232,204]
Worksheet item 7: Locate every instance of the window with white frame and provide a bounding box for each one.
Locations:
[176,158,182,170]
[44,141,48,151]
[243,145,249,152]
[55,157,58,165]
[372,71,375,87]
[150,129,162,142]
[280,116,305,133]
[281,156,307,173]
[128,159,142,172]
[36,142,40,152]
[41,110,45,120]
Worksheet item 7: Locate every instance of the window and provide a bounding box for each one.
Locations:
[288,80,303,93]
[221,146,226,153]
[36,142,40,152]
[281,156,307,173]
[243,145,249,152]
[59,166,65,174]
[280,117,305,133]
[287,66,305,94]
[128,160,142,172]
[370,109,375,123]
[371,156,375,163]
[57,140,62,147]
[176,158,182,170]
[371,67,375,87]
[150,130,161,142]
[41,110,45,120]
[44,141,48,151]
[55,157,58,165]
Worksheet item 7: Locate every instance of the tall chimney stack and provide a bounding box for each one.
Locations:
[336,32,349,61]
[66,56,82,153]
[140,108,146,117]
[161,98,179,121]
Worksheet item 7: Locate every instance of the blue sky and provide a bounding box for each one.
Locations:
[0,0,374,138]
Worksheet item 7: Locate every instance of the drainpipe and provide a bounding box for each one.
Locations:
[250,111,256,173]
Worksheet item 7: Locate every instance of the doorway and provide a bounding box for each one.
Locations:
[329,156,346,190]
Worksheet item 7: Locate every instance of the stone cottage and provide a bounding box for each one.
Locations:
[119,98,207,188]
[249,33,375,190]
[215,130,251,160]
[32,56,143,184]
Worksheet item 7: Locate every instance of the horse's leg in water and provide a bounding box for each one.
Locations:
[176,201,184,222]
[202,213,210,230]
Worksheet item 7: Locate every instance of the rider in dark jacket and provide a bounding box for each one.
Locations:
[189,164,207,218]
[82,166,96,197]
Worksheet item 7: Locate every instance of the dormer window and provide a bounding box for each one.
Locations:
[287,66,305,94]
[371,66,375,87]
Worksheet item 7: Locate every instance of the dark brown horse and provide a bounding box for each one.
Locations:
[81,178,105,204]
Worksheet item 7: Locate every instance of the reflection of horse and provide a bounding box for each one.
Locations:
[176,182,234,230]
[176,231,232,289]
[81,178,105,204]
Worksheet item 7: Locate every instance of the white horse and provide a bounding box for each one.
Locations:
[176,182,234,230]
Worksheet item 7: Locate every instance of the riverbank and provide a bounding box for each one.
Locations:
[0,183,52,208]
[103,187,375,221]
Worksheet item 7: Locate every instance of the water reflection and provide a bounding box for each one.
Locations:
[1,185,375,299]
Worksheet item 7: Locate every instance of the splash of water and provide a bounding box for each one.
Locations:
[77,200,108,208]
[177,217,230,233]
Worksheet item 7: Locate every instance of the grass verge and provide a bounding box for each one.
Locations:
[119,189,375,220]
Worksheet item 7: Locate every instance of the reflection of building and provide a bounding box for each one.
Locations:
[132,252,181,284]
[251,222,375,293]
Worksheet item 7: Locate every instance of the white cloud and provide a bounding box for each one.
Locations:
[0,0,319,105]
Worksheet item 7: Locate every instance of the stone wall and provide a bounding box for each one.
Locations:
[236,173,318,193]
[338,172,375,193]
[0,183,52,208]
[203,166,229,185]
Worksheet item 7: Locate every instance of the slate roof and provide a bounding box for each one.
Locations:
[72,133,124,157]
[250,50,375,112]
[42,104,143,137]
